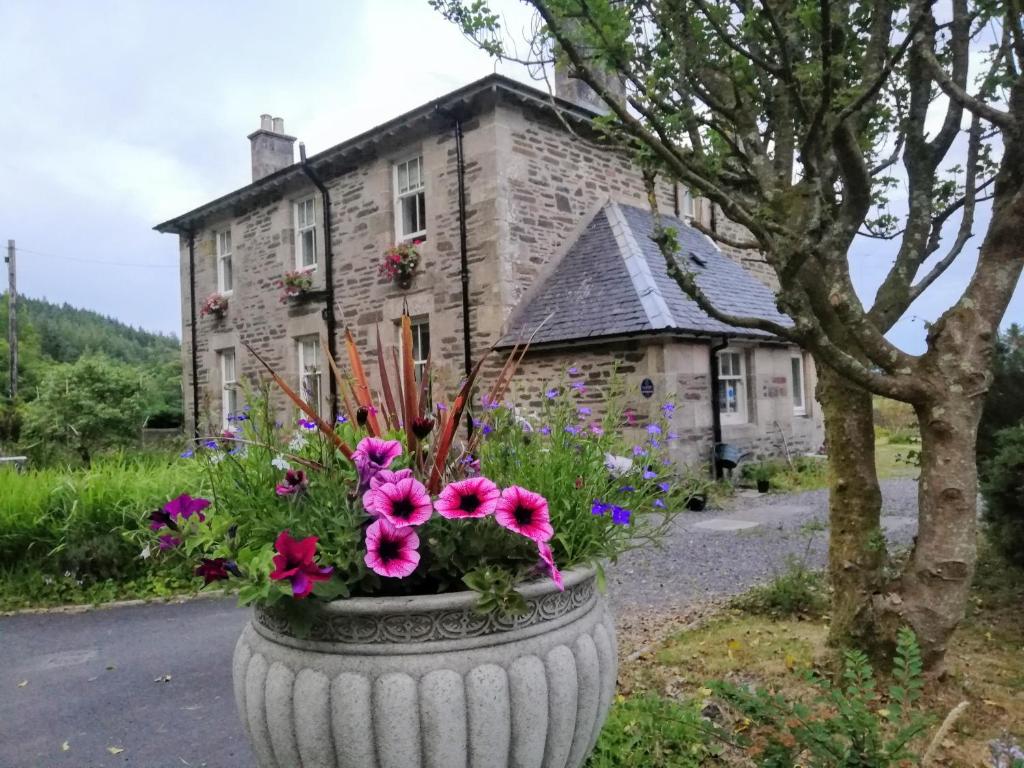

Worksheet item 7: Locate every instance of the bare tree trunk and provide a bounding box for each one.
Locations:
[817,362,888,657]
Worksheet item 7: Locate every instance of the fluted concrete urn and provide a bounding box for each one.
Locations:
[233,567,616,768]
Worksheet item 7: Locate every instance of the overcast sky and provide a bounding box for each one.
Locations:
[0,0,1019,353]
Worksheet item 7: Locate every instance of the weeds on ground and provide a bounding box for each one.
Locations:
[0,565,200,612]
[731,557,829,618]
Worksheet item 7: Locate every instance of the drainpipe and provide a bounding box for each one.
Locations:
[186,230,200,438]
[709,336,730,478]
[299,143,339,424]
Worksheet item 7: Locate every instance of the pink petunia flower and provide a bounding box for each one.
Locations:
[364,519,420,578]
[150,493,211,531]
[361,468,414,514]
[353,436,403,486]
[275,469,308,496]
[494,485,554,542]
[537,541,564,591]
[269,530,334,598]
[373,477,433,528]
[157,534,181,550]
[435,477,500,519]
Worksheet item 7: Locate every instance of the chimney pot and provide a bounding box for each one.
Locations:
[248,115,295,181]
[260,113,272,131]
[272,117,284,134]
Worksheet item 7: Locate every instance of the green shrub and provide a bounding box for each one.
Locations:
[732,557,828,618]
[772,456,829,493]
[586,695,719,767]
[979,324,1024,468]
[982,425,1024,568]
[713,628,934,767]
[884,427,920,445]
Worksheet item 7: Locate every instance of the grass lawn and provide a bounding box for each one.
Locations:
[875,437,921,480]
[605,546,1023,766]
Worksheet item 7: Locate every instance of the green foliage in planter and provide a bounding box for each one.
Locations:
[981,425,1024,568]
[585,695,720,767]
[712,628,933,767]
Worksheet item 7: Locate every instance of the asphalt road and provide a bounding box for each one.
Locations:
[0,480,917,768]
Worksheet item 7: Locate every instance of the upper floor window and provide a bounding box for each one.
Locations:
[410,317,430,382]
[717,350,748,425]
[294,197,317,269]
[791,352,806,416]
[216,230,233,293]
[394,155,426,240]
[218,348,237,428]
[680,186,694,219]
[297,335,322,414]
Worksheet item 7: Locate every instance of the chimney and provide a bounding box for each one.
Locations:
[247,115,296,182]
[553,24,626,114]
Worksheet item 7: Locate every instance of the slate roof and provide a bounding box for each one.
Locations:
[500,202,791,347]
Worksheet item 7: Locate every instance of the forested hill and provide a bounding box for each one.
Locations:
[6,296,179,365]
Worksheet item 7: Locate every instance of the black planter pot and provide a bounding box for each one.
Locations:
[757,479,771,493]
[396,274,413,290]
[686,494,707,512]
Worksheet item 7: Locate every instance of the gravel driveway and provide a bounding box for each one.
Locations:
[607,478,919,613]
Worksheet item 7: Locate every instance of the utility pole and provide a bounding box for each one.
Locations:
[6,239,16,401]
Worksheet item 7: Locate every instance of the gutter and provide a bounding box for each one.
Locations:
[186,231,200,438]
[299,143,340,424]
[709,336,730,478]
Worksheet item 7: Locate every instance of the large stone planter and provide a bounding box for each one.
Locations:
[233,567,616,768]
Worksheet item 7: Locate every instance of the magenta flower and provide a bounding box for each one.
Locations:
[590,423,604,436]
[269,530,334,598]
[374,477,433,528]
[364,518,420,578]
[150,493,211,531]
[495,486,553,542]
[537,541,564,591]
[275,469,308,496]
[362,468,414,514]
[435,477,500,519]
[411,416,435,439]
[157,534,181,550]
[353,436,403,485]
[195,558,230,584]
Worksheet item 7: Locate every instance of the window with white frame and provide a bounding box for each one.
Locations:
[394,155,426,240]
[294,197,317,269]
[410,317,430,382]
[717,350,748,424]
[791,352,806,416]
[218,348,237,428]
[216,230,233,293]
[680,186,695,219]
[297,335,322,414]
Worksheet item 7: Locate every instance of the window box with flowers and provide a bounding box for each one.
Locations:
[145,319,688,768]
[379,240,421,289]
[200,292,229,319]
[276,267,315,303]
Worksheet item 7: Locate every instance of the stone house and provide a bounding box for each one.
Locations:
[155,73,824,467]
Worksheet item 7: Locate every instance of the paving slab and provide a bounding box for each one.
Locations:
[692,518,762,531]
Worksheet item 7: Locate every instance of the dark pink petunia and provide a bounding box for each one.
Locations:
[195,558,230,584]
[269,530,333,598]
[275,469,308,496]
[353,436,403,486]
[150,493,210,531]
[494,485,554,542]
[374,477,433,528]
[537,541,564,591]
[361,468,414,515]
[157,534,181,550]
[435,477,500,519]
[364,519,420,578]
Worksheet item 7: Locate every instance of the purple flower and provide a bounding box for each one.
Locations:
[611,506,632,525]
[590,424,604,436]
[650,438,661,449]
[578,407,592,416]
[647,424,662,435]
[540,426,551,436]
[298,418,317,430]
[564,425,580,435]
[654,498,666,509]
[336,414,348,424]
[158,534,181,550]
[668,431,679,440]
[662,402,675,413]
[591,500,610,516]
[150,494,211,531]
[571,381,586,392]
[203,439,218,449]
[353,437,403,488]
[481,395,501,411]
[179,449,194,459]
[658,482,671,493]
[482,423,494,436]
[632,445,647,456]
[436,402,448,412]
[643,470,657,480]
[619,485,635,492]
[545,388,559,399]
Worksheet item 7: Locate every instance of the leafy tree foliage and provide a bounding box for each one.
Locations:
[982,425,1024,569]
[21,356,147,464]
[979,324,1024,467]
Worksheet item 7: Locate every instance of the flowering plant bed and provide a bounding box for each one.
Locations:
[379,240,421,288]
[199,292,228,318]
[276,268,315,303]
